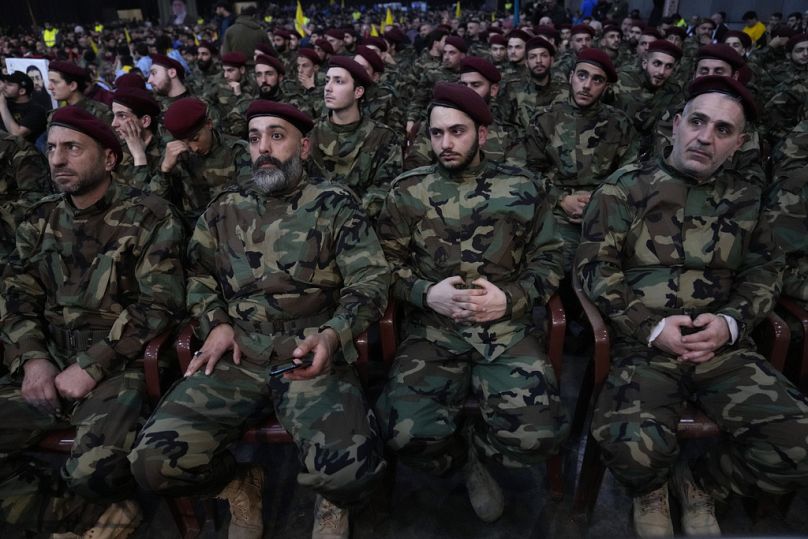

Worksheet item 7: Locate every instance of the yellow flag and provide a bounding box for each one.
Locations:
[89,36,98,55]
[94,23,104,32]
[455,1,461,18]
[371,24,379,37]
[295,0,306,37]
[385,8,394,26]
[491,11,496,22]
[124,28,132,44]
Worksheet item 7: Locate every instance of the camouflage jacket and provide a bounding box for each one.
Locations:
[499,61,529,87]
[281,71,326,120]
[362,82,404,133]
[613,70,682,152]
[551,50,576,80]
[188,61,223,96]
[0,182,186,380]
[203,76,259,120]
[763,67,808,146]
[48,96,113,126]
[154,129,252,226]
[186,173,389,364]
[307,114,403,221]
[398,51,441,103]
[499,77,567,136]
[405,120,517,170]
[577,158,782,346]
[406,66,460,124]
[222,84,287,140]
[377,158,564,360]
[113,134,163,192]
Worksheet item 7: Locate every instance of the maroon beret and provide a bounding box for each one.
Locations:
[570,24,596,37]
[488,27,504,35]
[737,64,753,85]
[525,36,556,57]
[444,35,468,53]
[221,51,247,68]
[576,48,618,82]
[506,29,531,43]
[354,45,384,74]
[723,30,752,50]
[274,29,292,40]
[315,38,335,55]
[602,25,623,37]
[641,27,663,39]
[198,40,218,55]
[112,87,160,118]
[647,39,682,61]
[328,56,374,87]
[151,54,185,81]
[384,28,408,45]
[297,48,322,65]
[245,100,314,135]
[460,56,501,83]
[115,72,146,90]
[362,36,388,52]
[164,97,208,140]
[787,33,808,52]
[430,82,492,126]
[687,75,757,122]
[489,34,507,47]
[696,44,746,70]
[49,60,89,81]
[50,105,122,167]
[665,27,687,39]
[534,25,559,41]
[341,26,357,39]
[325,29,345,41]
[255,54,286,75]
[255,42,278,58]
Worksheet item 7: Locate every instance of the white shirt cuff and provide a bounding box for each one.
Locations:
[648,318,666,347]
[719,314,739,344]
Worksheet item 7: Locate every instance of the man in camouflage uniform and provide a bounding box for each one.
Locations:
[148,54,195,114]
[599,25,624,65]
[157,97,252,225]
[0,129,49,264]
[353,45,403,132]
[308,57,402,222]
[516,49,638,272]
[188,41,222,97]
[552,24,595,81]
[281,49,325,119]
[764,34,808,145]
[205,51,258,121]
[110,87,163,191]
[47,61,113,125]
[617,27,661,76]
[223,54,287,139]
[0,106,185,536]
[577,76,808,537]
[129,100,388,539]
[377,82,568,523]
[465,18,488,57]
[487,34,508,70]
[399,28,447,110]
[500,29,530,85]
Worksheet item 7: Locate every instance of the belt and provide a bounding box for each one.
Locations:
[48,325,109,354]
[241,312,333,335]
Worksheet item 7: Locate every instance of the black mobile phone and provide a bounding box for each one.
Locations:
[268,352,315,377]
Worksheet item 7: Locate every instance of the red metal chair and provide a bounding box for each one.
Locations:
[776,296,808,392]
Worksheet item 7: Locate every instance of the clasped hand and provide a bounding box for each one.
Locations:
[426,276,507,324]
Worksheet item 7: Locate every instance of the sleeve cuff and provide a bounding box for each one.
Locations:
[503,283,529,320]
[197,308,232,340]
[321,316,356,364]
[410,279,434,309]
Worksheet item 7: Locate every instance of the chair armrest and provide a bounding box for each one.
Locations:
[379,296,398,367]
[778,296,808,390]
[573,280,611,388]
[757,312,791,372]
[175,322,198,373]
[143,329,174,403]
[546,293,566,379]
[354,328,369,386]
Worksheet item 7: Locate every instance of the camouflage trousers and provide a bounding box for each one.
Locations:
[0,367,146,532]
[556,219,581,274]
[592,339,808,499]
[128,357,386,506]
[376,335,570,475]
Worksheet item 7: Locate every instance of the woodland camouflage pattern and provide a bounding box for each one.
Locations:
[113,135,164,192]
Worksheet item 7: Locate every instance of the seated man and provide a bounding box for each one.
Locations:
[577,76,808,537]
[129,101,389,539]
[376,83,569,523]
[0,106,185,537]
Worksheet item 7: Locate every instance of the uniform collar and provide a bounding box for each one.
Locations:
[65,178,118,216]
[437,154,489,182]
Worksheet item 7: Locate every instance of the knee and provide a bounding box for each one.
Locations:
[64,450,134,500]
[128,430,200,493]
[594,418,679,474]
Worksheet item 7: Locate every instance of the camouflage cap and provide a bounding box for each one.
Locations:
[686,75,757,122]
[245,100,314,135]
[164,97,208,139]
[51,105,123,166]
[430,82,493,126]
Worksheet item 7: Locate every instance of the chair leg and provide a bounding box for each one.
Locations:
[546,454,564,501]
[166,496,205,539]
[572,432,607,523]
[571,360,594,438]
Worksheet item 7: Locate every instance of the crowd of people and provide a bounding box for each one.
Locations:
[0,1,808,538]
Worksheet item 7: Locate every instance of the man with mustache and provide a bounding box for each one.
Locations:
[188,41,222,97]
[377,82,568,524]
[0,106,185,537]
[130,100,389,539]
[223,54,287,139]
[577,76,808,538]
[516,48,637,273]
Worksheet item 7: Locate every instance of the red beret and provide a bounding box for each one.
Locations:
[328,56,374,87]
[198,40,218,55]
[384,28,408,45]
[506,29,531,43]
[444,35,468,53]
[647,40,682,61]
[255,54,286,75]
[164,97,208,140]
[570,24,596,37]
[115,72,146,90]
[255,42,278,58]
[245,100,314,135]
[696,44,746,70]
[641,27,663,39]
[354,45,384,74]
[787,33,808,52]
[325,29,345,41]
[665,27,687,39]
[737,65,753,85]
[526,36,556,56]
[723,30,752,50]
[460,56,501,83]
[362,36,388,52]
[151,54,185,81]
[50,106,122,167]
[687,75,757,122]
[430,82,492,126]
[534,25,559,41]
[112,87,160,118]
[489,34,507,46]
[297,48,322,65]
[576,48,618,82]
[315,38,335,55]
[221,51,247,68]
[49,60,89,81]
[603,25,623,37]
[274,29,292,40]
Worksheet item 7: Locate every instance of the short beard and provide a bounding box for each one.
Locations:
[198,58,212,70]
[438,136,480,172]
[258,84,277,99]
[252,152,303,194]
[53,163,108,196]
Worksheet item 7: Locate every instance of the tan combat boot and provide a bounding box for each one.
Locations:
[217,465,265,539]
[633,483,674,537]
[463,447,504,523]
[671,460,721,536]
[311,494,349,539]
[81,500,143,539]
